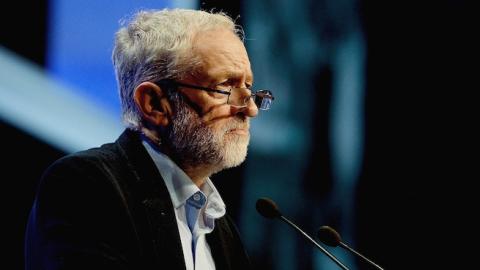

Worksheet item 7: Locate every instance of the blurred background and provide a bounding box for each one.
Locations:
[1,0,475,269]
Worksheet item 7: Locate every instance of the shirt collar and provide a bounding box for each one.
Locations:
[141,138,226,218]
[202,177,226,219]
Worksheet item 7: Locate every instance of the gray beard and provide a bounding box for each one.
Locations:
[163,93,250,173]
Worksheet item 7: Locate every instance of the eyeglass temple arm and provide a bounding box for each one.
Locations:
[174,82,231,95]
[163,80,274,100]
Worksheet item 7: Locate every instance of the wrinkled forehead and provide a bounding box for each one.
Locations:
[190,28,252,82]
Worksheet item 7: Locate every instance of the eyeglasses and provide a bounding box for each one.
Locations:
[154,79,274,110]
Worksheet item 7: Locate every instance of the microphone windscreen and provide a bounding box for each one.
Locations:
[317,226,342,247]
[256,197,282,219]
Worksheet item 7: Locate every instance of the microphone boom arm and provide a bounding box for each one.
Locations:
[280,216,350,270]
[339,242,384,270]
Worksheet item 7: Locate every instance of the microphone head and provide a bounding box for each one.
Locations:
[256,197,282,219]
[317,226,342,247]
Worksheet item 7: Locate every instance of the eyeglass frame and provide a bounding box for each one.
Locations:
[152,79,274,110]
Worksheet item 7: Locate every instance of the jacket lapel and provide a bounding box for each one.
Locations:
[207,217,232,270]
[116,129,186,270]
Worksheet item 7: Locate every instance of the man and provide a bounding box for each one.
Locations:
[25,9,274,270]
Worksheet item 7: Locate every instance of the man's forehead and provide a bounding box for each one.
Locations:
[190,28,252,82]
[192,28,247,57]
[207,69,253,81]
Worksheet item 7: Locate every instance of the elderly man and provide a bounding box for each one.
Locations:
[25,9,273,270]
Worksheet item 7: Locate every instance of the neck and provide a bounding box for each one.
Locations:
[182,164,218,188]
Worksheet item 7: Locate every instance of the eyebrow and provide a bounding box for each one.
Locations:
[218,71,254,85]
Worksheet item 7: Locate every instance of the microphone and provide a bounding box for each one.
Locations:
[317,226,384,270]
[256,198,350,270]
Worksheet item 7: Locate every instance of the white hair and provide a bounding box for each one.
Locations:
[112,9,244,130]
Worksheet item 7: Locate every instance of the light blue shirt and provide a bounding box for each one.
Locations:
[142,139,226,270]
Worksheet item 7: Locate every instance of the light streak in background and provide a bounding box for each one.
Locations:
[0,1,196,152]
[0,46,123,153]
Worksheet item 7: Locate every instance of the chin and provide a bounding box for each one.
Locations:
[221,135,249,169]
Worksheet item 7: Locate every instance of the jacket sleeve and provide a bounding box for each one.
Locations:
[25,155,140,270]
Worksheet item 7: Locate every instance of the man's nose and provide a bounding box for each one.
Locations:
[233,98,258,117]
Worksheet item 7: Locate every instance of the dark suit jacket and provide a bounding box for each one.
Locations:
[25,129,251,270]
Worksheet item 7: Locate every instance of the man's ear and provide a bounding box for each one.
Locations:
[134,82,172,127]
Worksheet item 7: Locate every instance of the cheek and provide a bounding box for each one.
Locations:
[201,104,234,124]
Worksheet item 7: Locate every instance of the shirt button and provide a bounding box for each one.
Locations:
[193,193,201,201]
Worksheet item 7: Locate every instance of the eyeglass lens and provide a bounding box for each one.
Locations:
[254,90,273,110]
[228,88,273,110]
